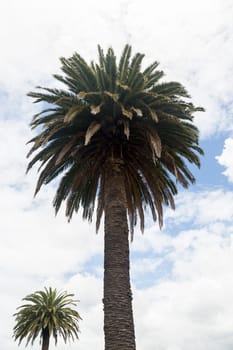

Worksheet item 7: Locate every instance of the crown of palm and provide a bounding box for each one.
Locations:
[27,45,204,237]
[13,287,81,346]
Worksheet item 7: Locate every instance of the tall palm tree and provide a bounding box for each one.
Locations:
[13,287,81,350]
[26,45,204,350]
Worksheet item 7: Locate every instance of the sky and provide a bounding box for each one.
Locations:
[0,0,233,349]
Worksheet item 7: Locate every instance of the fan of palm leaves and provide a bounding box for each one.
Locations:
[27,45,204,238]
[13,287,81,347]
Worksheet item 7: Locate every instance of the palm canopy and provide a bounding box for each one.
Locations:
[27,45,204,237]
[13,287,81,347]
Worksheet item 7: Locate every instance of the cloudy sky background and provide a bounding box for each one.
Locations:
[1,0,233,349]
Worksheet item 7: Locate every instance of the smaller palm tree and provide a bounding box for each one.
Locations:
[13,287,81,350]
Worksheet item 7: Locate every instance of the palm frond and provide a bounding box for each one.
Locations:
[118,44,132,83]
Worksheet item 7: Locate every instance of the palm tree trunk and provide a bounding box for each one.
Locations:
[103,160,136,350]
[41,328,50,350]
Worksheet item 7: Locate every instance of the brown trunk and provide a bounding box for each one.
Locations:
[103,160,136,350]
[41,327,50,350]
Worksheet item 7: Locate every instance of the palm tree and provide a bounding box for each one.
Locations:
[13,287,81,350]
[26,45,204,350]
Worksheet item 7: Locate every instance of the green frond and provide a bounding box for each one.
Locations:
[104,47,117,92]
[129,72,144,91]
[60,56,91,93]
[144,70,165,89]
[143,61,160,77]
[152,81,190,97]
[127,53,145,85]
[69,52,97,91]
[95,63,109,91]
[118,44,132,83]
[97,45,106,69]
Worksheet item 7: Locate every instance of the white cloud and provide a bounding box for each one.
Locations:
[216,137,233,182]
[165,189,233,226]
[133,224,233,350]
[129,190,233,349]
[0,186,103,277]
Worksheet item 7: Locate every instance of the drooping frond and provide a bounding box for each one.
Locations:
[27,44,204,238]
